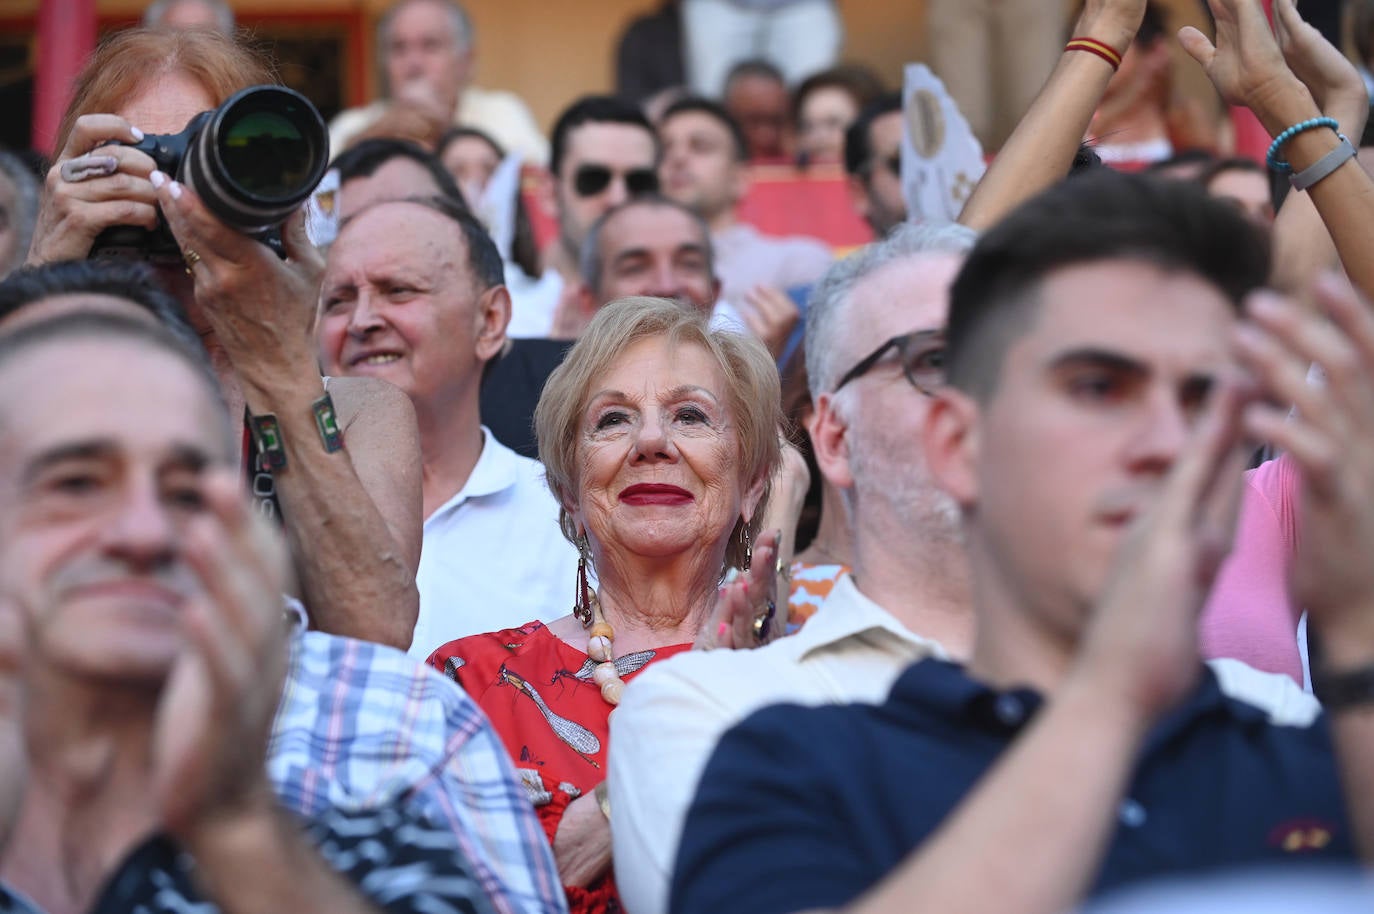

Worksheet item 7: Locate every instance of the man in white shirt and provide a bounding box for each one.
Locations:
[607,222,979,914]
[329,0,549,165]
[316,195,577,659]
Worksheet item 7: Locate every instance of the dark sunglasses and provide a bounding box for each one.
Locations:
[863,153,901,177]
[573,164,660,198]
[834,329,945,395]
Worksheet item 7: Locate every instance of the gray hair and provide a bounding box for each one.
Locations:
[376,0,475,99]
[379,0,474,56]
[141,0,236,33]
[805,220,977,399]
[578,195,716,300]
[0,151,39,278]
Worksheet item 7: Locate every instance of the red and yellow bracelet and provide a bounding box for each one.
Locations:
[1065,37,1123,71]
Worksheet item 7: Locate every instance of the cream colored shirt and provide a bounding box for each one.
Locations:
[607,574,945,914]
[329,85,549,165]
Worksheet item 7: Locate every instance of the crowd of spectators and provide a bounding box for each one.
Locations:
[3,0,1374,912]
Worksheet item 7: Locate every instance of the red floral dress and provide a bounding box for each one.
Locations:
[428,621,692,914]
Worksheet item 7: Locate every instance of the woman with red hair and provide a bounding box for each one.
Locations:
[28,28,423,650]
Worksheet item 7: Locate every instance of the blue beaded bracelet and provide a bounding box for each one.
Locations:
[1266,117,1340,173]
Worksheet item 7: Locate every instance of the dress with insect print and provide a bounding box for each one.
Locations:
[428,620,692,914]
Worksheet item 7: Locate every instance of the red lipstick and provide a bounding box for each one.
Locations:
[619,483,694,505]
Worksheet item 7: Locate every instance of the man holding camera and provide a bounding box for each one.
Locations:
[27,28,423,651]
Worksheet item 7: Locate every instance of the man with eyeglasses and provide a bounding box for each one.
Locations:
[606,222,978,914]
[530,96,662,340]
[844,94,907,238]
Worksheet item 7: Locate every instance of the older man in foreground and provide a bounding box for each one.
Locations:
[0,260,568,914]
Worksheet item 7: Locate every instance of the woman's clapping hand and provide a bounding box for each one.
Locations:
[693,528,786,651]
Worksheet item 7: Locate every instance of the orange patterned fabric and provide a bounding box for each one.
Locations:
[786,562,849,633]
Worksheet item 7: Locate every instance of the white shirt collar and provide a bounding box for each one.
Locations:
[426,427,523,522]
[791,573,949,662]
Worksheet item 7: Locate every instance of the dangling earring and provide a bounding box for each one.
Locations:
[573,535,624,704]
[573,535,596,628]
[740,522,752,572]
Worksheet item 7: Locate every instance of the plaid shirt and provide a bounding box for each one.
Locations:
[268,629,568,914]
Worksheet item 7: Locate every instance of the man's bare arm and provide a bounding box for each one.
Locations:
[152,175,421,649]
[186,803,389,914]
[273,376,422,648]
[1236,280,1374,861]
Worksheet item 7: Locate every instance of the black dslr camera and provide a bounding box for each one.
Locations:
[90,85,329,261]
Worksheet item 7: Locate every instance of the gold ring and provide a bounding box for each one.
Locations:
[182,248,202,273]
[752,598,777,644]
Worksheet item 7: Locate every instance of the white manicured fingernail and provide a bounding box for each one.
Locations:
[149,170,166,188]
[168,180,182,200]
[131,126,144,141]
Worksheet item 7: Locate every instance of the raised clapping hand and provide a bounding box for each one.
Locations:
[1235,279,1374,661]
[1179,0,1314,129]
[1073,0,1148,52]
[27,115,159,265]
[151,470,292,842]
[738,286,800,362]
[1271,0,1370,135]
[1074,373,1255,723]
[694,527,785,651]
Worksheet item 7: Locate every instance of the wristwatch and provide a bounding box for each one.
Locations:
[1311,661,1374,710]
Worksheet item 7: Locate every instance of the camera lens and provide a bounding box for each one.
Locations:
[183,85,329,234]
[220,108,313,199]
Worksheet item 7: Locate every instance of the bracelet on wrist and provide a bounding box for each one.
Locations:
[594,781,612,821]
[248,412,287,471]
[312,391,344,453]
[1289,135,1356,191]
[1312,658,1374,710]
[246,390,346,474]
[1266,116,1340,173]
[1064,37,1123,71]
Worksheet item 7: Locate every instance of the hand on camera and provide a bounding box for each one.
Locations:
[29,114,159,265]
[152,172,326,396]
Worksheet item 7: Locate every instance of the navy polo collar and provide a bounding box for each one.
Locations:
[890,657,1274,747]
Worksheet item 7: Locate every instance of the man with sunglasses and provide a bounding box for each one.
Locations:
[658,97,833,311]
[606,222,978,914]
[844,94,907,238]
[536,96,662,339]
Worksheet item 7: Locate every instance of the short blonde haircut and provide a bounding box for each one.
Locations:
[535,296,783,569]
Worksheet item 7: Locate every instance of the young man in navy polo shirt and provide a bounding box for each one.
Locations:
[670,171,1374,914]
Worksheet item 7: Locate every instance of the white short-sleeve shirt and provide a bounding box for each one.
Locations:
[410,429,579,659]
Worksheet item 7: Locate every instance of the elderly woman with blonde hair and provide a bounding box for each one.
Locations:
[428,295,785,914]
